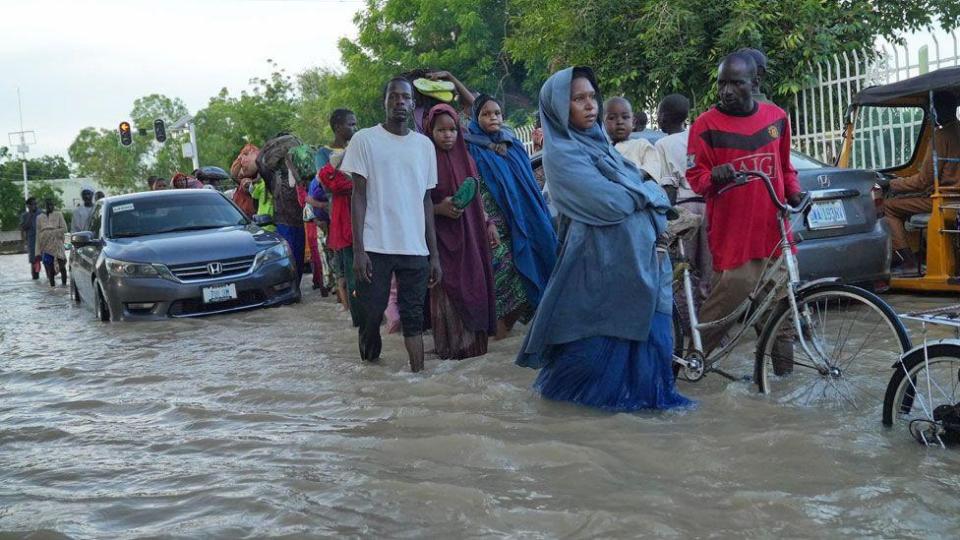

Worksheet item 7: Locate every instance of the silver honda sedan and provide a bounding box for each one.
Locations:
[69,190,300,321]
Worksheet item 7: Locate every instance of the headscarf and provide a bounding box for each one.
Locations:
[426,104,496,333]
[463,94,518,148]
[466,98,557,306]
[539,66,671,227]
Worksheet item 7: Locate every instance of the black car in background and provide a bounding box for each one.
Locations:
[69,190,300,321]
[530,150,890,284]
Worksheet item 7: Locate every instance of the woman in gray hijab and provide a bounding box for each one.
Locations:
[515,67,691,411]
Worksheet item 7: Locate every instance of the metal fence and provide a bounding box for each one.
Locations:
[792,29,960,168]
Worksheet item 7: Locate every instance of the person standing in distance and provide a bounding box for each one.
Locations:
[340,77,442,373]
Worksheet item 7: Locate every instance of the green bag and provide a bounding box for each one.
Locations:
[451,177,478,209]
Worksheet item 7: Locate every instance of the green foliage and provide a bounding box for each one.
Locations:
[29,181,64,210]
[0,151,70,183]
[0,179,22,230]
[0,151,67,230]
[326,0,533,124]
[194,64,300,171]
[68,95,193,193]
[506,0,960,113]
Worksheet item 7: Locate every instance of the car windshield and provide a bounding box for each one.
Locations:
[107,194,247,238]
[791,151,827,170]
[850,105,926,170]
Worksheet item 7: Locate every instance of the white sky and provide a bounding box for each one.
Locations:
[0,0,363,160]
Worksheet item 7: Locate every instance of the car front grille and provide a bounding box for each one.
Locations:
[167,289,266,317]
[168,256,256,281]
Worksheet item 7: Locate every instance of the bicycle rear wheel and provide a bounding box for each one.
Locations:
[754,283,910,409]
[883,344,960,441]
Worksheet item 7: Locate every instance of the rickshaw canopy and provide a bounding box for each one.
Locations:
[852,66,960,107]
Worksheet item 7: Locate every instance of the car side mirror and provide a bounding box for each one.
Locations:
[252,214,274,227]
[71,231,97,247]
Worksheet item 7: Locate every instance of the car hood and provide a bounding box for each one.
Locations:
[104,225,281,265]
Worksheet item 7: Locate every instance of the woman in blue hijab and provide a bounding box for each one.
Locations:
[467,95,558,339]
[516,67,691,412]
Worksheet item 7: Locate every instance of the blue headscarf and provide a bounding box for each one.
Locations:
[539,67,671,227]
[466,95,557,306]
[516,67,672,368]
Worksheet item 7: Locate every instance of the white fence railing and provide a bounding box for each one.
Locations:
[792,29,960,168]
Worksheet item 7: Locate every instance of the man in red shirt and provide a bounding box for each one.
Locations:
[318,108,359,326]
[686,52,803,368]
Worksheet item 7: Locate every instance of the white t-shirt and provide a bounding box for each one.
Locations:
[654,130,697,202]
[614,138,662,181]
[340,124,438,256]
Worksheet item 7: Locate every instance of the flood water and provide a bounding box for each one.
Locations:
[2,251,960,538]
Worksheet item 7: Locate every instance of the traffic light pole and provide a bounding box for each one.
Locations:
[188,121,200,171]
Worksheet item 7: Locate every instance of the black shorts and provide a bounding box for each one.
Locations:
[356,252,430,338]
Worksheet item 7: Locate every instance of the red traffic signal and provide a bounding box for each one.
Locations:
[118,121,132,146]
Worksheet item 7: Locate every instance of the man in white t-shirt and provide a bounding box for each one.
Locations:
[654,93,712,301]
[340,77,441,372]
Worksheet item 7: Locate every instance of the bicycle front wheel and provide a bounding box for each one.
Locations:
[882,343,960,436]
[755,283,910,409]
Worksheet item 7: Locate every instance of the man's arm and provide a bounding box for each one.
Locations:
[427,71,475,113]
[780,116,802,200]
[350,173,373,283]
[890,149,934,193]
[423,191,442,288]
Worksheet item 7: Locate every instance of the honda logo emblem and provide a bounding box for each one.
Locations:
[207,262,223,275]
[817,174,831,188]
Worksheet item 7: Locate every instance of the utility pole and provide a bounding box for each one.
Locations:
[8,88,36,200]
[170,114,200,171]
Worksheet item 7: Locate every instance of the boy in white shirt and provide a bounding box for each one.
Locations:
[340,77,442,372]
[654,93,712,300]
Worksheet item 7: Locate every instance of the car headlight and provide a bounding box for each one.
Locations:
[254,242,291,268]
[105,257,166,278]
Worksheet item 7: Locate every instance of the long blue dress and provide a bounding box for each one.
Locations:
[516,67,691,412]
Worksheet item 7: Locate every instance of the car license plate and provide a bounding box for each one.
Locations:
[808,199,848,229]
[202,283,237,303]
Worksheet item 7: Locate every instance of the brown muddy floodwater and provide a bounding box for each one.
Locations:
[1,252,960,538]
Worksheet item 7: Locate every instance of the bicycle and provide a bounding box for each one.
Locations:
[671,170,911,408]
[883,305,960,446]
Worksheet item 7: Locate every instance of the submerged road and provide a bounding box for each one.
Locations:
[1,253,958,538]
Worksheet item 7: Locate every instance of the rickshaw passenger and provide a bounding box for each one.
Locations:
[886,91,960,273]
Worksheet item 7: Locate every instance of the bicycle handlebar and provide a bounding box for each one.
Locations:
[716,170,811,214]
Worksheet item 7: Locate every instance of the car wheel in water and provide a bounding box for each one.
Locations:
[95,282,111,322]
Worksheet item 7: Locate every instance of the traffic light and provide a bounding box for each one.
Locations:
[119,121,132,146]
[154,119,167,143]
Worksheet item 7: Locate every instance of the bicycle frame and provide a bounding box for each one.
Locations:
[673,171,825,379]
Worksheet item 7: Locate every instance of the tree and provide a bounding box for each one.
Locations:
[328,0,534,125]
[0,179,22,231]
[0,150,68,230]
[0,150,71,183]
[505,0,960,113]
[67,94,192,193]
[193,64,299,172]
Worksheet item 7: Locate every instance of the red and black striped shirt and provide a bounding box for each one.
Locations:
[686,102,800,271]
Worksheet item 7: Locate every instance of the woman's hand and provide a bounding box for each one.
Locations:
[490,143,508,156]
[487,222,500,248]
[435,197,463,219]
